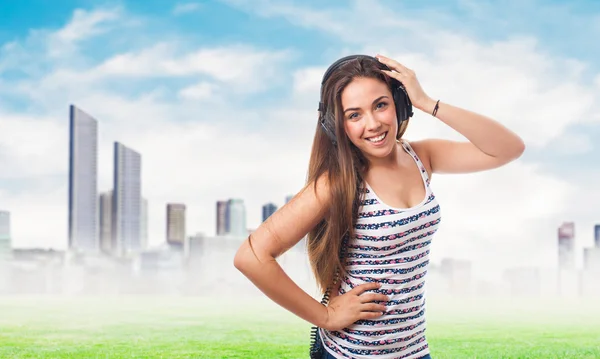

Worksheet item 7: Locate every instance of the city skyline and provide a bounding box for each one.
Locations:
[0,1,599,279]
[5,101,301,251]
[3,98,600,272]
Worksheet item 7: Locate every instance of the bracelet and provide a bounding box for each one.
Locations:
[432,100,440,117]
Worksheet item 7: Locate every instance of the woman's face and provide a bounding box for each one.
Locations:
[341,76,398,161]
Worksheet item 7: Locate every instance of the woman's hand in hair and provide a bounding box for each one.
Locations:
[323,282,389,331]
[375,54,434,114]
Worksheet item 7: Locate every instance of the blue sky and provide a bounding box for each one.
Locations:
[3,0,598,67]
[0,0,599,277]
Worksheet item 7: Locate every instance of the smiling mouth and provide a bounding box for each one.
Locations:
[366,131,388,144]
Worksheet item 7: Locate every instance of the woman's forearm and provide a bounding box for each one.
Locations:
[420,98,525,160]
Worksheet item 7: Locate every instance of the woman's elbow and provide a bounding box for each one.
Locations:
[233,246,250,273]
[513,138,526,159]
[233,240,264,273]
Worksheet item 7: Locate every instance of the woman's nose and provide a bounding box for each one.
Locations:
[365,113,382,131]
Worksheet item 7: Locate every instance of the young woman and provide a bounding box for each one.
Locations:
[233,54,525,359]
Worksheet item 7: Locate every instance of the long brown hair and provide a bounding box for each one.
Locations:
[306,56,410,294]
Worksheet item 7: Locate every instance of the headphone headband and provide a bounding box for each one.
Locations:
[320,55,383,85]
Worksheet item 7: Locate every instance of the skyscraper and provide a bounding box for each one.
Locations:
[141,198,148,250]
[0,211,10,259]
[112,142,142,256]
[227,199,247,237]
[216,201,228,236]
[262,203,277,222]
[167,203,186,247]
[68,105,99,253]
[558,222,575,269]
[100,192,147,254]
[99,191,113,253]
[285,195,293,204]
[594,224,600,248]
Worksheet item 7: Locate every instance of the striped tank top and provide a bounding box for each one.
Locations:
[319,139,442,359]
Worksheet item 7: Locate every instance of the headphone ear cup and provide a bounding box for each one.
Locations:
[392,83,413,123]
[320,112,338,145]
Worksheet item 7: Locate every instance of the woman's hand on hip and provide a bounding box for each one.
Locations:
[323,282,388,331]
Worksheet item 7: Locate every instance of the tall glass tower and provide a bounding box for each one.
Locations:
[99,191,113,253]
[68,105,99,252]
[262,203,277,222]
[216,201,228,236]
[112,142,142,256]
[227,199,246,237]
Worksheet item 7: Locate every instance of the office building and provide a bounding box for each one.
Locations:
[167,203,186,247]
[227,199,246,237]
[216,201,228,236]
[558,222,575,269]
[68,105,99,252]
[141,198,148,250]
[99,191,113,253]
[112,142,142,256]
[100,191,147,254]
[262,203,277,222]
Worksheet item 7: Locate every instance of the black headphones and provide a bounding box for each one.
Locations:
[318,55,413,146]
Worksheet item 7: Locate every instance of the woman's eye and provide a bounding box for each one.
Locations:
[349,113,359,119]
[377,102,388,109]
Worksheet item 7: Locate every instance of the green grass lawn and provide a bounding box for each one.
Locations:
[0,296,599,358]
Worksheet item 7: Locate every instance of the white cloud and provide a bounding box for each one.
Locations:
[8,43,295,103]
[553,132,594,155]
[178,81,216,100]
[0,7,125,79]
[292,67,324,95]
[48,7,123,58]
[429,161,573,276]
[172,3,203,15]
[220,0,442,50]
[53,8,121,43]
[95,43,294,86]
[0,113,68,178]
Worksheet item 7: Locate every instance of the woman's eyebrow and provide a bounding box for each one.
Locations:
[343,95,389,113]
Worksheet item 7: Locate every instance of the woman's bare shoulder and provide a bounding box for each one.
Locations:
[403,139,433,180]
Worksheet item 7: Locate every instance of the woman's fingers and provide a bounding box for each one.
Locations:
[376,54,412,74]
[359,292,389,303]
[359,311,384,320]
[362,303,388,313]
[349,282,381,296]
